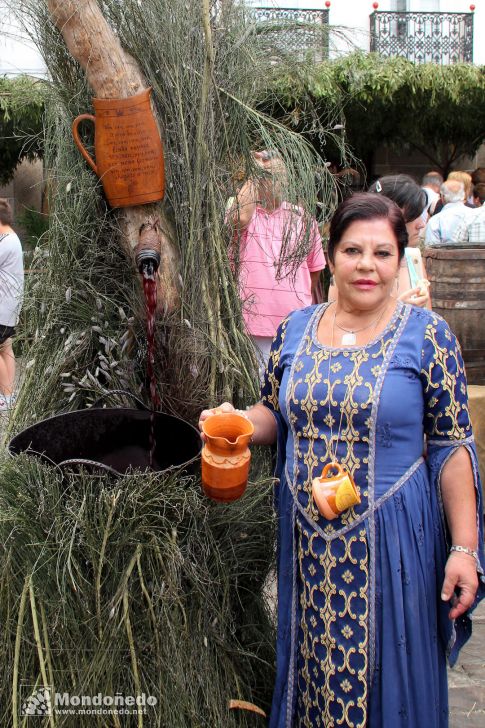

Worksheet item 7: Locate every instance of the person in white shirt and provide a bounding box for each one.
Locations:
[421,170,443,216]
[425,180,475,245]
[452,200,485,244]
[0,198,24,411]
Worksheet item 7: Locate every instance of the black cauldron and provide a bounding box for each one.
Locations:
[9,390,201,477]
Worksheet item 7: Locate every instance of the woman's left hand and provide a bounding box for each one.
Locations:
[441,551,479,620]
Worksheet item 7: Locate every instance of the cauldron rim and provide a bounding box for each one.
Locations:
[8,404,202,478]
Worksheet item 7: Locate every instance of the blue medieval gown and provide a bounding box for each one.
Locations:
[260,302,485,728]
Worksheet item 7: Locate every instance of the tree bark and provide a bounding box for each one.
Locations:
[47,0,179,312]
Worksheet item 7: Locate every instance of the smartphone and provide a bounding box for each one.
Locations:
[404,247,424,289]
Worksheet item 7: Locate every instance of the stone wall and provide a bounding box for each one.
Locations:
[0,157,44,219]
[0,158,45,248]
[373,143,485,183]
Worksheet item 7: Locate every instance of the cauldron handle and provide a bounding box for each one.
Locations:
[57,457,120,476]
[91,389,152,412]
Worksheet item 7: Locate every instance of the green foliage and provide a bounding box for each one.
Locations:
[16,208,49,251]
[2,1,343,721]
[0,452,276,727]
[264,52,485,176]
[0,75,46,185]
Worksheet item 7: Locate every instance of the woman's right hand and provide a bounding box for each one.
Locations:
[199,401,277,447]
[198,402,236,437]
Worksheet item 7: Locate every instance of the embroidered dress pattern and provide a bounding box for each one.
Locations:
[261,303,485,728]
[283,306,403,727]
[420,317,471,440]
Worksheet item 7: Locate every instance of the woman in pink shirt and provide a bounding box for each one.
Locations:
[227,151,326,368]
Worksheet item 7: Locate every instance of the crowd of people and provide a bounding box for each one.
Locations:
[422,167,485,245]
[200,153,485,727]
[227,161,485,360]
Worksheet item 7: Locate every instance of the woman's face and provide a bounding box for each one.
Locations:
[405,213,426,246]
[331,218,400,312]
[256,154,287,208]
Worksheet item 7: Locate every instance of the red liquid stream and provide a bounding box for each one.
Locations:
[142,273,160,468]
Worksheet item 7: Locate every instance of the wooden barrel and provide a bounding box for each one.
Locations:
[424,244,485,385]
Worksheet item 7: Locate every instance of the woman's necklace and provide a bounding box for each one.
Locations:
[312,302,391,518]
[327,318,350,461]
[311,315,361,517]
[326,300,390,462]
[334,302,390,346]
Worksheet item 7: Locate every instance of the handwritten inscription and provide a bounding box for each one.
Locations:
[99,106,163,200]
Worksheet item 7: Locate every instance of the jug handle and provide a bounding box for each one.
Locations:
[320,462,345,480]
[72,114,98,174]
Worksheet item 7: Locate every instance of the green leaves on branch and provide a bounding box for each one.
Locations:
[265,52,485,175]
[0,75,46,185]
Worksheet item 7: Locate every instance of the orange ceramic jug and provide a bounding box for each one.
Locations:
[72,88,165,208]
[201,412,254,502]
[312,462,361,520]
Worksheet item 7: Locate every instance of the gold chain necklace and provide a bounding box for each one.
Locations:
[311,301,391,518]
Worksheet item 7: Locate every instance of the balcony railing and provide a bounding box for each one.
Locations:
[370,11,473,64]
[252,7,330,62]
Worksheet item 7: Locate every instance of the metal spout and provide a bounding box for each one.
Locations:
[134,218,161,277]
[135,248,161,277]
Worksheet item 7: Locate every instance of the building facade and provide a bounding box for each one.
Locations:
[248,0,484,65]
[1,1,484,207]
[0,3,46,78]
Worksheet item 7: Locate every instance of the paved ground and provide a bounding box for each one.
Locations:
[1,405,484,724]
[449,600,485,727]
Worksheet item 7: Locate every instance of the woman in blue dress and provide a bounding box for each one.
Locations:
[200,193,484,727]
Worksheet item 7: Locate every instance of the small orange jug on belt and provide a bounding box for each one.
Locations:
[72,88,165,208]
[312,462,361,519]
[201,412,254,503]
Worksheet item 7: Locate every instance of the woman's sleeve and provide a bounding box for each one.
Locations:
[260,314,291,414]
[306,218,326,272]
[420,313,485,664]
[420,314,472,442]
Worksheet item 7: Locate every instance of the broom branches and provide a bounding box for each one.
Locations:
[1,1,343,724]
[0,453,276,726]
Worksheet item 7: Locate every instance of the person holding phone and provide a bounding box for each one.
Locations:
[369,174,431,307]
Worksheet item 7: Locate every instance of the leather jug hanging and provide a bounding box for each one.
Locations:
[72,88,165,208]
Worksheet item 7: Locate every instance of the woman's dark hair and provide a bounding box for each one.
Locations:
[0,198,13,226]
[471,168,485,186]
[328,192,408,263]
[368,174,426,223]
[473,183,485,205]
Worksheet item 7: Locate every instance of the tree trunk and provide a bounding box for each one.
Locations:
[47,0,179,312]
